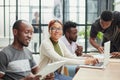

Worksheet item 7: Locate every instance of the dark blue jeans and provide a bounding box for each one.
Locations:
[54,72,72,80]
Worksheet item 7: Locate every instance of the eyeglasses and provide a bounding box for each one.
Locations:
[50,27,62,31]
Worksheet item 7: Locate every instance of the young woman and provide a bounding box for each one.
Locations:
[39,20,98,80]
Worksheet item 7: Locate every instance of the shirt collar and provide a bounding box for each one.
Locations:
[62,36,75,46]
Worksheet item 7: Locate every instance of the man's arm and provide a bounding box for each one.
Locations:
[0,51,8,79]
[21,66,54,80]
[111,52,120,58]
[89,37,104,53]
[20,74,40,80]
[20,66,41,80]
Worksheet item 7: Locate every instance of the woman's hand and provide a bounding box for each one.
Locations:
[85,57,99,66]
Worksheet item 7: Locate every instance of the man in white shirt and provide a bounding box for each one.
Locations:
[61,21,83,56]
[61,34,83,56]
[61,21,83,77]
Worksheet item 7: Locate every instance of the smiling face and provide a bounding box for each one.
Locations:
[14,21,34,47]
[49,22,63,42]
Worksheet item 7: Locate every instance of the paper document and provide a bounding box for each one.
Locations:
[36,61,66,78]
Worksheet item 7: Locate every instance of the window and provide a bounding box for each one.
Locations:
[0,0,115,53]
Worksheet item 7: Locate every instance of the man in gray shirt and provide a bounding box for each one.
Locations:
[0,20,40,80]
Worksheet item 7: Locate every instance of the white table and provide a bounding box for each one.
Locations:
[73,61,120,80]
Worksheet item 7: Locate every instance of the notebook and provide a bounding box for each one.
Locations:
[36,60,66,78]
[79,41,111,69]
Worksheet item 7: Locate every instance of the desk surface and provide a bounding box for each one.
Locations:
[73,62,120,80]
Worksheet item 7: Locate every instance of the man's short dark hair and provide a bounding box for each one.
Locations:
[100,11,113,21]
[63,21,77,34]
[13,20,27,29]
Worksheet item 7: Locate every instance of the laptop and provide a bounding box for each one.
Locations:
[36,60,66,78]
[79,41,111,69]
